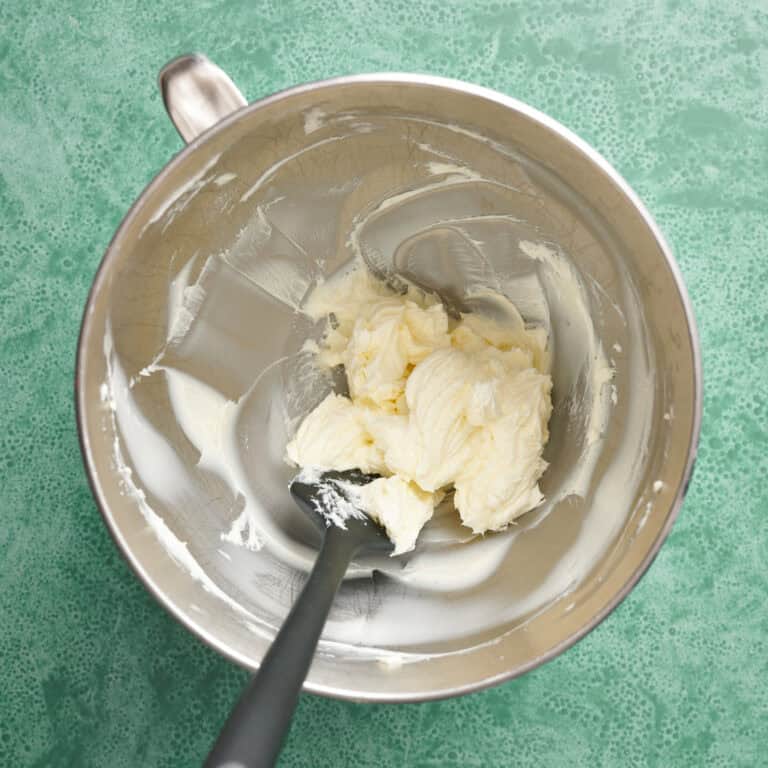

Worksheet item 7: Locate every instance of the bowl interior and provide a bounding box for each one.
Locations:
[78,77,699,700]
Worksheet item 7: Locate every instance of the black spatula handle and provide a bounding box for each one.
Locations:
[204,527,358,768]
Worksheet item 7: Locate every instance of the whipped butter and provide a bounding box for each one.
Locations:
[286,269,553,553]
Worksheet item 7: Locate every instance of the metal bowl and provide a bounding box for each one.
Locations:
[76,54,701,701]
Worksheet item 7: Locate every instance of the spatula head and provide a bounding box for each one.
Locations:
[289,469,394,555]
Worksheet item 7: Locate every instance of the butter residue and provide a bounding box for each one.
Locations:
[519,240,614,446]
[285,269,553,553]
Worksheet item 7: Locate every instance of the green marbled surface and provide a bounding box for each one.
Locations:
[1,1,766,765]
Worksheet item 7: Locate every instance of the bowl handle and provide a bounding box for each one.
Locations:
[158,53,247,143]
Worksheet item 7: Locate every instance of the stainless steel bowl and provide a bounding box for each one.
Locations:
[76,54,701,701]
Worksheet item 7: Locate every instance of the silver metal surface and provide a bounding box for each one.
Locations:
[159,53,247,142]
[76,56,702,702]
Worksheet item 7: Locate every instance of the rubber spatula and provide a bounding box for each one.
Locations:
[204,469,390,768]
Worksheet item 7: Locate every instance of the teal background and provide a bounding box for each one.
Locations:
[1,1,766,765]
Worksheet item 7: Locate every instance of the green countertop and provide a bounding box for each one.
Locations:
[2,1,766,765]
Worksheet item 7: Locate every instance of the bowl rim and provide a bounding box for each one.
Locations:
[75,71,703,703]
